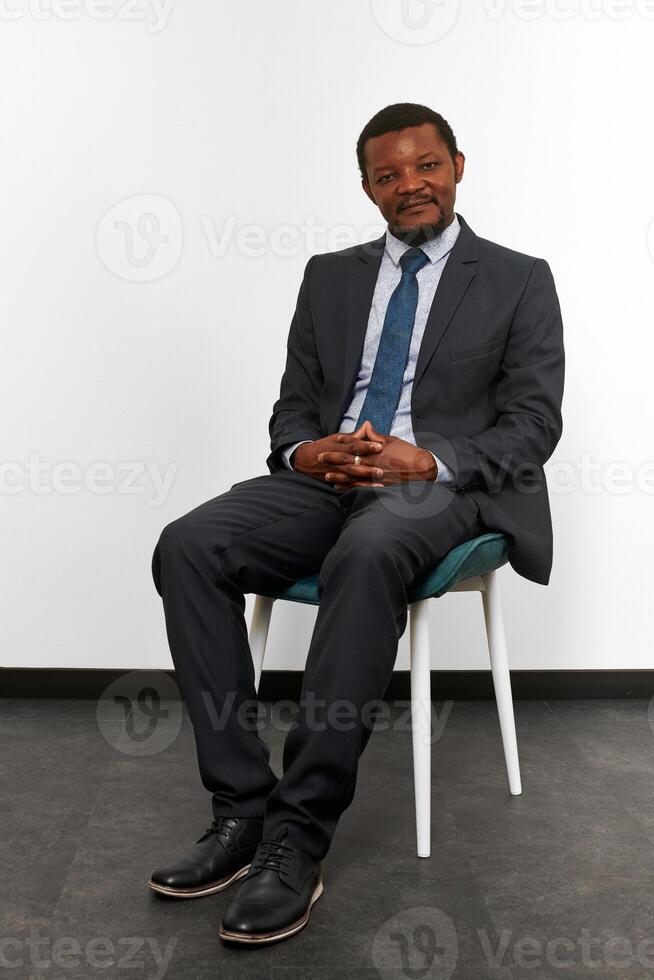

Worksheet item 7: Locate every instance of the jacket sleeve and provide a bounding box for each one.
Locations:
[266,256,325,473]
[280,439,315,470]
[417,258,565,492]
[427,450,457,487]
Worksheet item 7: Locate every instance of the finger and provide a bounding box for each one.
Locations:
[324,464,383,484]
[363,421,384,442]
[355,440,384,453]
[362,420,382,441]
[348,419,370,439]
[332,479,385,490]
[319,445,381,462]
[318,452,357,465]
[324,471,350,485]
[349,463,384,480]
[327,464,384,481]
[336,420,375,442]
[332,437,383,453]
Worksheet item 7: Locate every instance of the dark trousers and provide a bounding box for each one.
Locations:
[151,469,482,860]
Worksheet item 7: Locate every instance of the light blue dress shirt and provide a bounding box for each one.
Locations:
[281,216,461,486]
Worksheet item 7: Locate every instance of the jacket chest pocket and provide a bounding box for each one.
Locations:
[448,339,503,362]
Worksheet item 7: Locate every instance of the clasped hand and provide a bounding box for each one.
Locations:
[292,419,437,490]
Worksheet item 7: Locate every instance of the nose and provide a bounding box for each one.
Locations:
[395,170,428,202]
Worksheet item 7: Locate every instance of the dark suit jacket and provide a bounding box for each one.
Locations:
[266,213,565,586]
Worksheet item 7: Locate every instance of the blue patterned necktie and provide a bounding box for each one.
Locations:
[355,246,430,434]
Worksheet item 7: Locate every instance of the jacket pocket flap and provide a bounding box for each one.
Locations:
[448,340,503,362]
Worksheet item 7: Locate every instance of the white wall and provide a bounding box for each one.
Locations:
[1,0,652,670]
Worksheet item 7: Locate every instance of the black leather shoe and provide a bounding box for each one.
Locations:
[218,829,323,945]
[148,816,263,898]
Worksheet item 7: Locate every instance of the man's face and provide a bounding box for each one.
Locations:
[361,123,465,243]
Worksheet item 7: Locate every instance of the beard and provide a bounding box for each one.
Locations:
[388,202,450,246]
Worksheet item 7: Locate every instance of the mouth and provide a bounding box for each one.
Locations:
[399,200,434,214]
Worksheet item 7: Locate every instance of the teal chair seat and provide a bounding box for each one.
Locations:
[260,532,509,605]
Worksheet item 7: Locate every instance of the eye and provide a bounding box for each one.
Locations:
[378,174,394,184]
[421,162,439,170]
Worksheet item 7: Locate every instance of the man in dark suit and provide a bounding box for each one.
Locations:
[149,103,564,945]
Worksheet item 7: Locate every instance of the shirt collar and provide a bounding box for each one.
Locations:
[384,213,460,267]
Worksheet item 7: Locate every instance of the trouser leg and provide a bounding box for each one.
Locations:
[263,482,482,859]
[151,471,344,820]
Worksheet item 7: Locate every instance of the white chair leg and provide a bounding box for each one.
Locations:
[409,598,432,858]
[481,570,522,796]
[249,595,275,694]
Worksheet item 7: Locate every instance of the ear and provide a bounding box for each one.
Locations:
[454,151,465,184]
[362,178,376,205]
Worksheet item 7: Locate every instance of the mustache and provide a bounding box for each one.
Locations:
[399,197,437,211]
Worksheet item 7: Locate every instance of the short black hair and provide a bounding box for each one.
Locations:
[356,103,459,181]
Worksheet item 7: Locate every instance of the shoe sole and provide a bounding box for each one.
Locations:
[218,879,324,945]
[148,863,251,898]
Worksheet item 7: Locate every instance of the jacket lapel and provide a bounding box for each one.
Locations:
[413,213,479,391]
[334,236,386,427]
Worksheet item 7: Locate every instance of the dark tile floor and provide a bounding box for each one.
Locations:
[2,696,654,979]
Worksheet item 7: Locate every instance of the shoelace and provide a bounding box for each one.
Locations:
[197,816,238,845]
[252,838,295,874]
